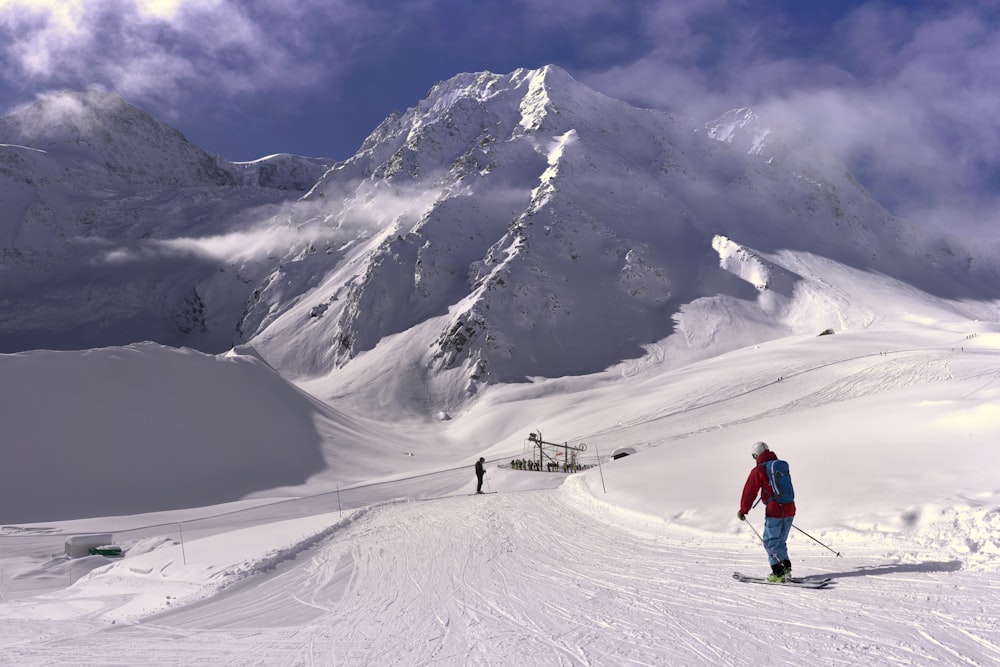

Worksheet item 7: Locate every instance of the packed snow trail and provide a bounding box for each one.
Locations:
[7,478,997,666]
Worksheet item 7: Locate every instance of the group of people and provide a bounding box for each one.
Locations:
[508,458,579,473]
[475,439,796,581]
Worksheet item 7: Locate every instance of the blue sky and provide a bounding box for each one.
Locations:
[1,0,997,237]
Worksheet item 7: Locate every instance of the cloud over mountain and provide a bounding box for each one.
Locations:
[583,3,1000,238]
[0,0,370,119]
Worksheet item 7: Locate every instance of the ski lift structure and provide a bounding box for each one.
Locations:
[523,431,588,472]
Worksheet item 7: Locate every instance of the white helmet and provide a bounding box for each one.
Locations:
[751,441,769,458]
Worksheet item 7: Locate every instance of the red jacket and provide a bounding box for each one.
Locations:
[740,450,796,518]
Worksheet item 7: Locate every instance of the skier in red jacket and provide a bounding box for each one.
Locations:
[737,441,796,581]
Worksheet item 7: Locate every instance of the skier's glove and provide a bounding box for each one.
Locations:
[737,511,746,521]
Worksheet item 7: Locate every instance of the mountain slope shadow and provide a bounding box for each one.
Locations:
[0,344,327,524]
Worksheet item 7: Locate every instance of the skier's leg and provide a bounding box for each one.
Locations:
[762,517,782,566]
[773,516,793,563]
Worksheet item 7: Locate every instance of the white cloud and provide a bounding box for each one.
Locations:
[136,0,202,21]
[101,182,449,268]
[757,9,1000,234]
[580,2,1000,237]
[0,0,368,114]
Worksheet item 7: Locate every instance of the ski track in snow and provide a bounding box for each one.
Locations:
[5,480,997,666]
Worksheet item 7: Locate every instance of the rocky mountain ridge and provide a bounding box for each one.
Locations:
[241,66,989,404]
[1,68,994,411]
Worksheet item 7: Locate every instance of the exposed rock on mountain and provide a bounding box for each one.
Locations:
[241,66,990,403]
[1,69,994,412]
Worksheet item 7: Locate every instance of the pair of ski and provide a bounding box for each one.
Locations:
[732,571,833,589]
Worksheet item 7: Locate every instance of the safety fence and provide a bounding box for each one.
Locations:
[0,462,486,599]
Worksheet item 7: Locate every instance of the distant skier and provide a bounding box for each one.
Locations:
[737,442,796,581]
[475,457,486,494]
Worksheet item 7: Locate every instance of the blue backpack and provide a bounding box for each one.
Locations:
[762,459,795,504]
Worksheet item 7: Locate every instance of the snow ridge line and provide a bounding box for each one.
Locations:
[559,475,669,538]
[221,501,402,585]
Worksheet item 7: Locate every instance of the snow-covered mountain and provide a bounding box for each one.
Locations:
[2,68,996,411]
[235,66,997,409]
[0,88,235,189]
[0,88,331,352]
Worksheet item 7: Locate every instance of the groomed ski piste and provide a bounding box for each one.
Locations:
[2,265,1000,665]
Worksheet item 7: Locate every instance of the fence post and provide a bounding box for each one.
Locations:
[594,444,607,494]
[178,523,188,565]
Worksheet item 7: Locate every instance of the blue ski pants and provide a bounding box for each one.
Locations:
[762,516,793,566]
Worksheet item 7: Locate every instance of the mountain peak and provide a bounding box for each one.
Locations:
[400,65,581,131]
[332,64,630,186]
[417,64,573,107]
[0,87,234,187]
[396,64,598,135]
[5,87,159,148]
[517,64,580,130]
[704,106,845,174]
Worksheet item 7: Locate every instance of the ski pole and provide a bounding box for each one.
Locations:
[485,470,492,493]
[793,525,842,557]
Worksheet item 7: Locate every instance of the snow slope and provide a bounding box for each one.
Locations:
[1,252,999,665]
[0,342,463,524]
